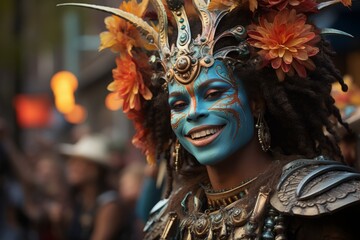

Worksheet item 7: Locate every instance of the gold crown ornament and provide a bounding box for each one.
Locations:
[58,0,252,86]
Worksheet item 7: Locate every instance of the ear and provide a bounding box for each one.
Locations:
[250,98,265,118]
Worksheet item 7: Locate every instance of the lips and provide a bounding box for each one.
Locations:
[186,125,224,147]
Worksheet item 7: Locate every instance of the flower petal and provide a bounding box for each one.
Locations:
[271,57,282,69]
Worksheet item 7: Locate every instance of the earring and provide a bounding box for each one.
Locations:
[172,140,181,172]
[256,113,271,152]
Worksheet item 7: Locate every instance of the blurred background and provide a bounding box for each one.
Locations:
[0,0,360,240]
[1,0,132,149]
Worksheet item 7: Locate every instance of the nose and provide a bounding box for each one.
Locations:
[186,102,209,122]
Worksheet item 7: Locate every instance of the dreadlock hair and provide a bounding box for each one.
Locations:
[232,38,349,163]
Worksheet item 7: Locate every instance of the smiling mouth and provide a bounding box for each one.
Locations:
[186,125,224,147]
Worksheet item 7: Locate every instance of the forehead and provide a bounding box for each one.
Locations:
[168,60,232,92]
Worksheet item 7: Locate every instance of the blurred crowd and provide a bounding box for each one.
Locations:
[0,117,162,240]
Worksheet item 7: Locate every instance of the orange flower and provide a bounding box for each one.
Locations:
[107,54,152,113]
[99,0,154,55]
[259,0,317,12]
[247,9,319,81]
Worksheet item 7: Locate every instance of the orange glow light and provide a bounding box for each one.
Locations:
[14,94,52,128]
[105,92,123,111]
[51,71,78,114]
[54,94,75,114]
[50,71,78,91]
[64,104,87,124]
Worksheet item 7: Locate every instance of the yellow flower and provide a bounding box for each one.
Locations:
[99,0,154,55]
[107,54,152,113]
[247,9,319,81]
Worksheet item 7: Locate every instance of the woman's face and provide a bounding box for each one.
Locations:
[168,60,254,165]
[66,157,100,186]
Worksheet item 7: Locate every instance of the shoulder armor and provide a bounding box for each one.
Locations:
[143,198,169,234]
[270,157,360,216]
[143,187,183,240]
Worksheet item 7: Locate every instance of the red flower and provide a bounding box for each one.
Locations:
[247,9,319,81]
[127,110,156,164]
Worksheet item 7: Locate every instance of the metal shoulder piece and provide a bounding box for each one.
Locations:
[270,156,360,216]
[143,198,170,239]
[144,187,183,239]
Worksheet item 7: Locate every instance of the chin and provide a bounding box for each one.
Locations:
[195,150,230,166]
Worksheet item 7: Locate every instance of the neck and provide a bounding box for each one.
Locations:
[205,136,272,191]
[79,182,100,209]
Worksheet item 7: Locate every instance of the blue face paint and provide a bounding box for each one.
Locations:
[168,60,254,165]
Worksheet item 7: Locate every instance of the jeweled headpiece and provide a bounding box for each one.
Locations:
[58,0,251,86]
[58,0,352,163]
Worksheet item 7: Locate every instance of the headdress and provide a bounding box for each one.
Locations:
[58,0,353,164]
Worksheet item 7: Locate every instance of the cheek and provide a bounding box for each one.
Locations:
[171,111,187,131]
[211,97,241,119]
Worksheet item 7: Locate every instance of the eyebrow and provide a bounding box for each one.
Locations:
[169,78,231,98]
[169,89,187,98]
[195,78,230,89]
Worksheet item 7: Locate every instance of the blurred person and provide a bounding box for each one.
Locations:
[0,135,31,240]
[31,153,70,240]
[0,117,71,240]
[118,162,145,207]
[116,161,146,240]
[59,133,123,240]
[135,163,164,229]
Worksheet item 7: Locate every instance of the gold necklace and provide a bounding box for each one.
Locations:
[204,176,258,210]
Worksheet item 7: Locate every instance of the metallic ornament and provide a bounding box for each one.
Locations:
[172,140,181,172]
[57,0,249,86]
[256,113,271,152]
[271,158,360,216]
[193,216,210,237]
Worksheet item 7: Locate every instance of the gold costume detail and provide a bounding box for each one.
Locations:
[204,176,258,210]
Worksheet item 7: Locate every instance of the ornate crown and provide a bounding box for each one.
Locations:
[58,0,252,86]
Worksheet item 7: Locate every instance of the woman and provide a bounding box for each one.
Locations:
[59,0,360,239]
[60,133,125,240]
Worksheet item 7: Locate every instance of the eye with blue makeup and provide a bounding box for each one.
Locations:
[169,80,232,112]
[169,93,188,112]
[202,81,232,101]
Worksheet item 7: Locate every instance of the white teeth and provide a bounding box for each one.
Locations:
[190,127,221,140]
